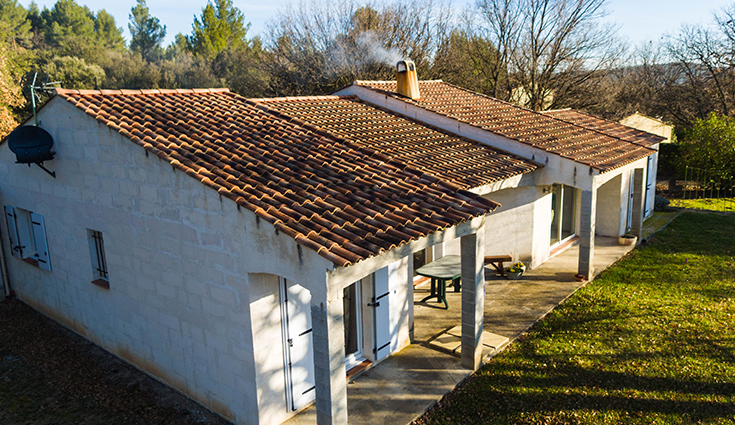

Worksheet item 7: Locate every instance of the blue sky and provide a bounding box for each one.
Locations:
[20,0,732,47]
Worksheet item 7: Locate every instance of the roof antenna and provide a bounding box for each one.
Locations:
[20,72,61,127]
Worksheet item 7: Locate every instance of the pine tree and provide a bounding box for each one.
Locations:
[186,0,249,60]
[129,0,166,61]
[0,0,32,47]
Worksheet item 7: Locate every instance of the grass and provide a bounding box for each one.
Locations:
[641,211,678,239]
[669,197,735,212]
[420,212,735,425]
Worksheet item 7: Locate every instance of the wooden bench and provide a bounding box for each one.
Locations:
[484,255,513,276]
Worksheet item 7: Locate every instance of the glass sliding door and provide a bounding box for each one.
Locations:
[550,184,577,247]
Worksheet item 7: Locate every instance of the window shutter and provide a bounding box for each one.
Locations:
[4,206,22,259]
[30,213,51,271]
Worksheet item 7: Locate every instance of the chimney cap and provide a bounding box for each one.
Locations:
[396,60,416,73]
[396,59,420,100]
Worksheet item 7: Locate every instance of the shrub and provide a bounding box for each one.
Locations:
[654,195,670,211]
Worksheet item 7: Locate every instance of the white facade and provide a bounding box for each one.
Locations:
[0,96,488,425]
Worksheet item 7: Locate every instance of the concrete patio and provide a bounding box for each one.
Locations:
[285,235,639,425]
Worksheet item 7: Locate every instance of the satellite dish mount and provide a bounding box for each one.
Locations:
[10,73,61,178]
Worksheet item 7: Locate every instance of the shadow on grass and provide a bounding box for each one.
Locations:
[425,353,735,423]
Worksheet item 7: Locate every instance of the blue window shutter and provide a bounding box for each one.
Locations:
[30,213,51,271]
[4,206,22,259]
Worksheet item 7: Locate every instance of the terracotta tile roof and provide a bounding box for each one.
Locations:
[542,109,664,147]
[54,88,499,267]
[355,80,657,172]
[251,96,538,190]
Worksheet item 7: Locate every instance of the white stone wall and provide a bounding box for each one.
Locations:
[0,97,333,425]
[441,186,551,269]
[530,189,553,268]
[596,174,623,237]
[481,186,536,263]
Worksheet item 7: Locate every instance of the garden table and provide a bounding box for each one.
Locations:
[416,255,461,309]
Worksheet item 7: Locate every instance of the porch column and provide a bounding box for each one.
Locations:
[578,188,597,280]
[312,283,347,425]
[630,168,645,239]
[460,217,485,370]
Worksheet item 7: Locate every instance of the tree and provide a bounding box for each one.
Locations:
[472,0,623,110]
[39,55,105,89]
[41,0,97,48]
[129,0,166,61]
[266,0,452,96]
[0,44,22,138]
[0,0,32,48]
[94,9,124,51]
[186,0,249,60]
[39,1,123,54]
[433,29,501,95]
[661,8,735,126]
[680,113,735,178]
[212,38,269,97]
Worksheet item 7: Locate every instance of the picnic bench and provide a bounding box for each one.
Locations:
[484,255,513,276]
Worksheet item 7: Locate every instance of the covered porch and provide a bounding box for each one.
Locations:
[285,235,638,425]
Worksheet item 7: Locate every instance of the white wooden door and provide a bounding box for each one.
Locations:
[372,266,392,361]
[280,279,315,411]
[4,206,21,259]
[30,213,51,271]
[627,172,635,231]
[644,156,655,217]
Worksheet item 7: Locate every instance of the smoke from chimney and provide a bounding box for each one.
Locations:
[355,31,403,66]
[325,30,403,76]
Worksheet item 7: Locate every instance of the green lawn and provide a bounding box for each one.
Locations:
[419,212,735,425]
[669,197,735,212]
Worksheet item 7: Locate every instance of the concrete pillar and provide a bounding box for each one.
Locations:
[460,218,485,370]
[578,188,597,280]
[630,168,645,239]
[311,283,347,425]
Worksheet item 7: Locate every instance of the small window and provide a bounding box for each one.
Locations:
[87,229,109,288]
[4,206,51,271]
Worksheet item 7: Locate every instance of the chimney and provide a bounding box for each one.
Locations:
[396,60,420,100]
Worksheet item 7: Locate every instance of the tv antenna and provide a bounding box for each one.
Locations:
[19,72,61,126]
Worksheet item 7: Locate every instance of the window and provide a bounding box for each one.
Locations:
[87,229,109,288]
[550,184,577,246]
[4,206,51,271]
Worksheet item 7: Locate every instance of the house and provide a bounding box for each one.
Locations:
[620,112,674,143]
[1,88,513,425]
[334,73,664,278]
[0,67,664,425]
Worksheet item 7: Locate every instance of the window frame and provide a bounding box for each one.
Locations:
[87,229,109,289]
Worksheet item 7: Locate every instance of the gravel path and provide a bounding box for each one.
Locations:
[0,298,232,425]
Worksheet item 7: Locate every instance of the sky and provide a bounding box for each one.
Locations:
[19,0,733,47]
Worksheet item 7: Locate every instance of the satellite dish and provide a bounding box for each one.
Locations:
[7,126,56,177]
